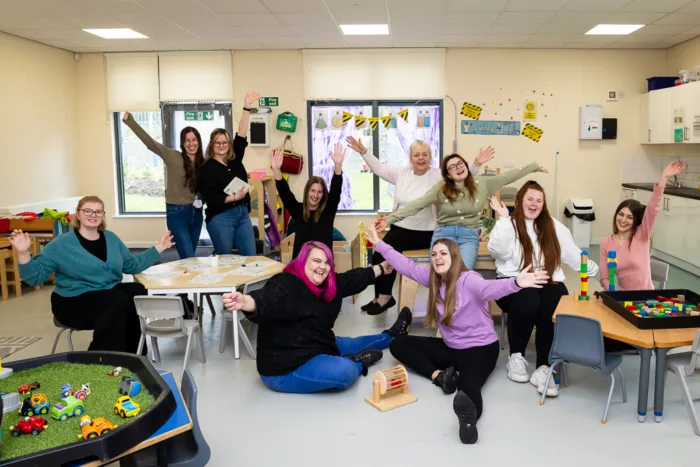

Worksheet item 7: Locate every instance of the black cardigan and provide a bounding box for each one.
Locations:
[246,268,376,376]
[276,173,342,258]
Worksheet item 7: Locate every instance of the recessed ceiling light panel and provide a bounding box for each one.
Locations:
[82,28,148,39]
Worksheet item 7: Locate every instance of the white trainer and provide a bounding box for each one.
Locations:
[530,365,559,397]
[506,353,530,383]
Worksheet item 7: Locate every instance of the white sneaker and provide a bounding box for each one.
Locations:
[506,353,530,383]
[530,365,559,397]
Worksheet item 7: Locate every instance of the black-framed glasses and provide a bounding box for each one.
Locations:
[81,208,105,217]
[447,160,466,172]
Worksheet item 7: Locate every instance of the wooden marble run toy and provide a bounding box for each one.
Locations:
[365,365,418,412]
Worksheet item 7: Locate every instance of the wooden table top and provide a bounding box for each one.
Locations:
[554,296,655,348]
[134,255,284,291]
[653,327,699,348]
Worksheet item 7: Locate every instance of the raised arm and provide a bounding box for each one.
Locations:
[236,92,259,139]
[122,112,173,161]
[346,136,401,184]
[336,266,383,298]
[364,224,431,288]
[384,182,441,226]
[466,264,548,302]
[555,220,599,276]
[639,161,684,240]
[483,162,546,195]
[12,230,56,286]
[471,146,496,176]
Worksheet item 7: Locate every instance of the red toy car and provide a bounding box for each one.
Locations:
[17,382,40,395]
[10,416,48,436]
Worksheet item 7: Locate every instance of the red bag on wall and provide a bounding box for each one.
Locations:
[281,136,304,175]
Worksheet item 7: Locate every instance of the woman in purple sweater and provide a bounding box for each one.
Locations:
[364,224,548,445]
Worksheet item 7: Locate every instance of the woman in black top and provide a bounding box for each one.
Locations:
[222,241,412,393]
[271,144,344,259]
[198,92,259,255]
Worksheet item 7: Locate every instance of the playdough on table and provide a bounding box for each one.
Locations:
[0,362,154,462]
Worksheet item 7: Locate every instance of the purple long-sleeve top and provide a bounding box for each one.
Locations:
[375,241,521,349]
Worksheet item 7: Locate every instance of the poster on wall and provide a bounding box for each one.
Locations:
[461,120,521,136]
[314,110,329,130]
[330,110,345,130]
[522,123,543,142]
[674,107,685,125]
[523,100,537,120]
[417,109,432,128]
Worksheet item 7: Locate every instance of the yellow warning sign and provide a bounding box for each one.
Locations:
[522,123,543,142]
[460,102,482,120]
[523,100,537,120]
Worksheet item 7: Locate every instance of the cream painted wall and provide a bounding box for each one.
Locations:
[0,32,79,207]
[667,37,700,74]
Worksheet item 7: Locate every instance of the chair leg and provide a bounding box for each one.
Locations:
[616,367,627,403]
[67,329,75,352]
[238,320,256,359]
[137,334,146,356]
[676,371,700,436]
[206,294,216,316]
[197,327,206,363]
[182,327,194,379]
[539,362,560,406]
[0,256,8,301]
[218,314,228,353]
[51,328,66,355]
[232,310,240,359]
[602,372,616,424]
[150,336,161,363]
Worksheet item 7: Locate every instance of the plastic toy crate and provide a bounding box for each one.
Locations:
[647,77,678,92]
[600,289,700,330]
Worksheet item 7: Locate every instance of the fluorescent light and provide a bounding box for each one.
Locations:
[586,24,644,35]
[82,28,148,39]
[340,24,389,36]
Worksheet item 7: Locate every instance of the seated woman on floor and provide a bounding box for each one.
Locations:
[222,241,412,394]
[10,195,174,353]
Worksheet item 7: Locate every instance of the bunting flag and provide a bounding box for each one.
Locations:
[367,117,380,130]
[380,115,392,128]
[327,108,409,129]
[342,111,354,125]
[398,108,409,121]
[460,102,482,120]
[355,115,367,129]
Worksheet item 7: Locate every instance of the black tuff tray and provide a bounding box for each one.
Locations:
[599,289,700,330]
[0,352,176,467]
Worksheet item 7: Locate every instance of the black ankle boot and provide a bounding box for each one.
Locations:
[384,307,412,338]
[453,391,478,444]
[433,366,458,395]
[346,349,384,376]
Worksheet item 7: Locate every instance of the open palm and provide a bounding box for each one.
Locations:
[330,143,346,165]
[346,136,366,154]
[244,92,260,108]
[9,230,31,253]
[475,146,495,166]
[663,160,685,178]
[271,147,283,170]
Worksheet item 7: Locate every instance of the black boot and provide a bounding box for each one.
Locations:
[367,296,396,316]
[433,366,459,395]
[453,391,478,444]
[346,349,384,376]
[384,307,412,338]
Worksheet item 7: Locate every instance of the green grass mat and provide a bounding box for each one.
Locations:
[0,362,155,462]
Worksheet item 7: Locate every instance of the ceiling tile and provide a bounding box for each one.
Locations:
[678,0,700,12]
[435,34,484,43]
[155,14,219,28]
[189,25,291,37]
[564,43,608,48]
[622,0,695,12]
[443,11,501,23]
[446,0,508,11]
[51,0,150,17]
[389,9,443,24]
[563,0,635,11]
[527,33,578,43]
[276,12,334,25]
[134,0,211,16]
[257,36,305,48]
[496,12,556,24]
[653,12,700,24]
[212,13,282,26]
[606,42,668,48]
[481,34,531,42]
[261,0,325,12]
[608,12,668,23]
[196,0,269,14]
[634,24,695,35]
[287,22,339,35]
[391,38,440,47]
[486,24,543,34]
[536,23,598,34]
[35,29,105,41]
[387,0,447,9]
[58,16,125,29]
[344,36,395,47]
[676,25,700,34]
[297,34,348,48]
[393,23,492,35]
[504,0,570,12]
[479,42,524,48]
[0,17,71,30]
[548,11,607,23]
[613,33,673,43]
[660,33,697,44]
[327,6,388,24]
[523,42,566,48]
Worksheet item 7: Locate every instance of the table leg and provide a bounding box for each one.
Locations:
[637,347,652,423]
[232,310,240,359]
[654,347,668,423]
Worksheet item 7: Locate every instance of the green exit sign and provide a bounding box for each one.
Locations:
[184,111,215,121]
[259,97,279,107]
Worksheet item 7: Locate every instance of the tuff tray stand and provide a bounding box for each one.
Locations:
[0,352,176,467]
[600,289,700,330]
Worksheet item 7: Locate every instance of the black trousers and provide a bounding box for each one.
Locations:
[51,282,147,353]
[371,225,434,296]
[496,282,568,368]
[390,336,499,419]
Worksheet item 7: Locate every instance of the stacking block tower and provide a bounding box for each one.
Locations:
[607,250,618,291]
[578,250,590,300]
[358,222,368,267]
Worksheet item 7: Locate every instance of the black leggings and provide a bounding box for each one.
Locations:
[390,336,499,419]
[371,225,434,296]
[51,282,147,353]
[496,282,568,368]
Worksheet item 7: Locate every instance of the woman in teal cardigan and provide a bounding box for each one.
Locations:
[10,196,174,353]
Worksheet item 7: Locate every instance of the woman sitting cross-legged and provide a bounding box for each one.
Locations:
[10,195,174,353]
[222,241,412,394]
[364,224,548,444]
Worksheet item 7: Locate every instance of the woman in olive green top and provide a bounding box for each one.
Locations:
[122,113,204,259]
[377,154,547,269]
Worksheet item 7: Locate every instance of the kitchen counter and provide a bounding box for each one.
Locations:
[622,183,700,200]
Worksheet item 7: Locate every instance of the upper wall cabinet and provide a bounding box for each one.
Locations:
[640,82,700,145]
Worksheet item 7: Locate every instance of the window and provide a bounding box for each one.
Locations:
[307,100,443,212]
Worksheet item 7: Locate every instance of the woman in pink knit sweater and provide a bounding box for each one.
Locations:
[600,160,686,291]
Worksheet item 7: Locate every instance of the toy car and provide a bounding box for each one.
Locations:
[78,415,116,440]
[20,394,50,416]
[70,383,91,401]
[10,416,48,436]
[107,366,123,376]
[50,396,85,421]
[119,376,142,397]
[114,396,141,418]
[17,382,40,395]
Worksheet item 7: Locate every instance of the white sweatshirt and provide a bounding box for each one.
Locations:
[487,217,599,282]
[361,151,477,231]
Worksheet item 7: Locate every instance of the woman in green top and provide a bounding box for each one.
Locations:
[122,112,204,259]
[377,154,547,269]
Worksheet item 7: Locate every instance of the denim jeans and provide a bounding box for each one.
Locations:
[206,205,256,256]
[431,225,480,269]
[259,333,392,393]
[166,204,203,259]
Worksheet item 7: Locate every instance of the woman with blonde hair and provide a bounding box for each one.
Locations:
[198,92,259,255]
[10,196,173,352]
[364,224,547,444]
[346,136,494,315]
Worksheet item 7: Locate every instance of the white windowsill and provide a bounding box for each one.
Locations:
[112,214,166,219]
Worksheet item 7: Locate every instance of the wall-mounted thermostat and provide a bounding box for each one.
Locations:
[579,105,603,140]
[248,111,270,147]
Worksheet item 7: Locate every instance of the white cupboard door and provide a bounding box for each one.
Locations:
[685,198,700,265]
[640,94,651,144]
[649,88,673,144]
[666,196,689,259]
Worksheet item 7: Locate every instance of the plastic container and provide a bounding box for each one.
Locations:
[680,69,696,84]
[647,76,680,91]
[563,199,595,248]
[248,168,269,180]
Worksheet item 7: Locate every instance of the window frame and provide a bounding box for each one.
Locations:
[306,99,444,213]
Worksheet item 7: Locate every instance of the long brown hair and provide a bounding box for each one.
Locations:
[512,181,560,279]
[205,128,233,161]
[180,126,203,194]
[71,196,106,232]
[302,176,329,223]
[612,199,645,249]
[440,154,477,203]
[426,239,468,329]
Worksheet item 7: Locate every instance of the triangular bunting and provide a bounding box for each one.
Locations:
[398,108,408,122]
[355,116,367,129]
[342,111,354,125]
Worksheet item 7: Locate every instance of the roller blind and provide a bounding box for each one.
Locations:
[158,51,233,101]
[105,53,159,111]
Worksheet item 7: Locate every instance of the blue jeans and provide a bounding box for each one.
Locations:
[166,204,203,259]
[260,334,392,393]
[206,205,256,256]
[432,225,480,269]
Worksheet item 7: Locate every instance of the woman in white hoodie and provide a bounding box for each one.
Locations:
[487,180,598,397]
[346,136,493,316]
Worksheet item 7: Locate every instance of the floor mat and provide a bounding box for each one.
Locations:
[0,336,42,359]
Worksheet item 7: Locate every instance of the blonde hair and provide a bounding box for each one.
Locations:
[426,239,468,329]
[409,140,432,159]
[205,128,234,161]
[71,196,106,232]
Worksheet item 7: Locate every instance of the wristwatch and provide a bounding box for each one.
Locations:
[377,264,385,276]
[243,107,253,112]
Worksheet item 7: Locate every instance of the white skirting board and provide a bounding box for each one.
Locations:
[0,196,83,215]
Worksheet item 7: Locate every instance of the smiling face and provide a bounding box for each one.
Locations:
[410,142,431,174]
[615,207,634,234]
[183,131,199,157]
[304,247,330,285]
[307,182,324,211]
[445,155,468,182]
[213,133,230,158]
[522,188,544,220]
[77,201,105,230]
[431,242,453,276]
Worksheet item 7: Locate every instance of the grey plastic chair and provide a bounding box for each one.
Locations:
[665,329,700,436]
[219,277,268,359]
[51,317,77,354]
[650,259,669,289]
[539,314,627,424]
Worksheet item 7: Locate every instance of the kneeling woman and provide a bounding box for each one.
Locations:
[364,224,548,444]
[222,241,412,393]
[11,196,173,353]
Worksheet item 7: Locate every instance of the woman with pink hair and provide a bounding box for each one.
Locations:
[223,241,412,393]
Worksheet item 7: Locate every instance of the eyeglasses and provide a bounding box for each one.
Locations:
[214,141,229,147]
[447,160,466,172]
[81,209,105,217]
